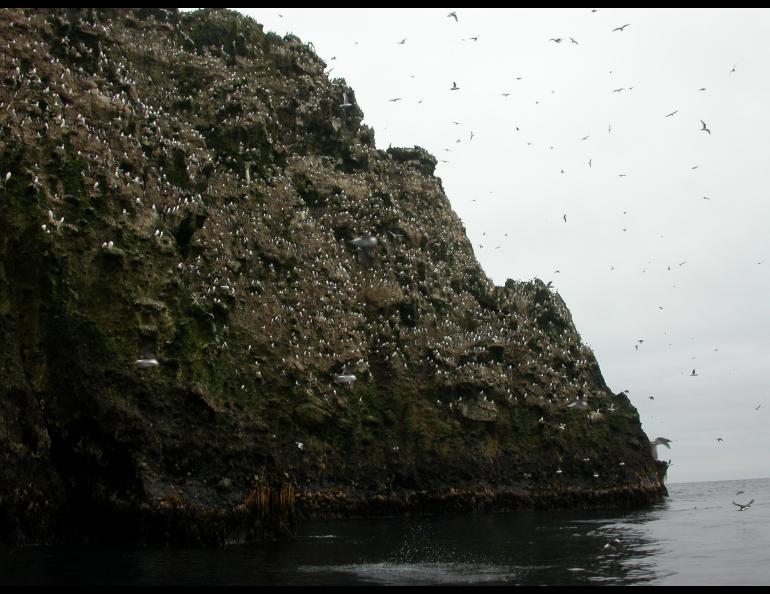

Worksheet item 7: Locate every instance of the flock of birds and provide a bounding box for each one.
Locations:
[326,9,765,478]
[0,8,762,504]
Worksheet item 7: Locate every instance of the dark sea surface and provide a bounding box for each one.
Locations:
[2,478,768,586]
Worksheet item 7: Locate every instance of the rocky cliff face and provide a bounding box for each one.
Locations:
[0,8,666,546]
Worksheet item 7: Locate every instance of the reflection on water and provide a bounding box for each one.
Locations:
[2,478,769,585]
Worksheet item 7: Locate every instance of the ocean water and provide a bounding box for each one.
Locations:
[2,478,768,586]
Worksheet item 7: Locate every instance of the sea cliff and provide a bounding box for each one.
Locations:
[0,8,666,546]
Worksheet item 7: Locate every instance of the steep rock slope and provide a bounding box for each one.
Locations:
[0,8,666,545]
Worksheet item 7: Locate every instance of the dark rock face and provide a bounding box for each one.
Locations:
[0,8,665,546]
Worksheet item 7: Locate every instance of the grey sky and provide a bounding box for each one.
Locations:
[225,8,770,484]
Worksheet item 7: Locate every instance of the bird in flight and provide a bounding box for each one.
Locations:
[700,120,711,134]
[613,24,630,31]
[549,37,563,43]
[397,38,407,45]
[581,135,589,141]
[388,97,402,102]
[716,437,724,443]
[612,88,625,93]
[698,87,706,92]
[570,37,579,44]
[733,499,754,511]
[649,437,672,459]
[450,81,459,90]
[690,369,698,376]
[447,11,458,21]
[665,110,678,117]
[730,64,736,73]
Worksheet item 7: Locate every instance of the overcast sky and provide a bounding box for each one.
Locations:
[224,8,770,484]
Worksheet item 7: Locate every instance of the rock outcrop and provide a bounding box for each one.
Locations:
[0,8,666,546]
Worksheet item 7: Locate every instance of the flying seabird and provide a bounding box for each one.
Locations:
[397,38,407,45]
[665,110,678,117]
[716,437,724,443]
[570,37,579,44]
[733,499,754,511]
[388,97,402,102]
[349,236,378,248]
[567,400,588,410]
[649,437,672,459]
[450,81,460,90]
[612,24,630,32]
[700,120,711,134]
[549,38,562,43]
[447,11,458,21]
[690,369,698,376]
[134,357,159,368]
[334,374,357,385]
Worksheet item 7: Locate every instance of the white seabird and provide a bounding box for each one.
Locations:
[334,374,357,385]
[349,236,378,248]
[649,437,672,459]
[134,357,159,368]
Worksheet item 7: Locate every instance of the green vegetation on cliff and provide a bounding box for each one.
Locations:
[0,8,665,546]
